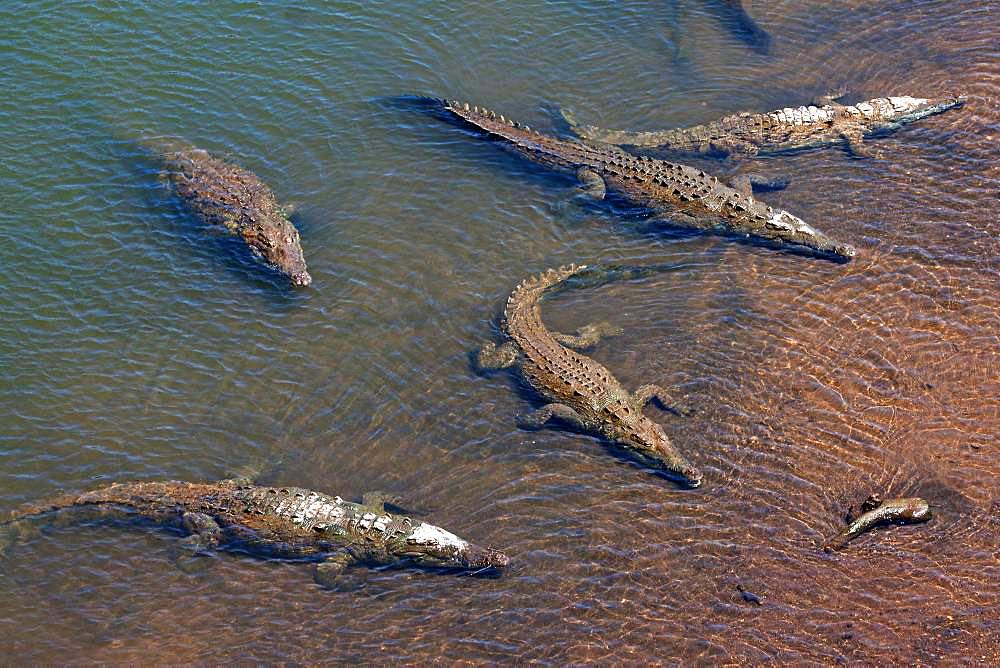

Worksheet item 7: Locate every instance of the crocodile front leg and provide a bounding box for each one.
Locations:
[180,512,223,551]
[173,512,223,573]
[632,384,692,416]
[361,491,407,513]
[840,129,875,158]
[813,89,848,107]
[711,138,760,158]
[475,340,519,371]
[314,548,360,589]
[0,520,41,557]
[552,321,624,349]
[576,168,607,200]
[517,403,589,431]
[728,173,790,197]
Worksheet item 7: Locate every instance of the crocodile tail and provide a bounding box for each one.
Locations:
[1,483,136,526]
[503,264,589,331]
[822,530,856,553]
[420,96,542,144]
[2,492,92,527]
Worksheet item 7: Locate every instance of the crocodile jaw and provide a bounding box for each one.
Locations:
[762,210,856,260]
[846,95,965,127]
[401,522,510,571]
[253,217,312,287]
[886,95,965,124]
[625,423,704,488]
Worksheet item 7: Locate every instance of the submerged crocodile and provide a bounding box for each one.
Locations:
[709,0,771,54]
[561,94,965,159]
[0,479,508,586]
[151,139,312,286]
[823,495,932,552]
[422,97,855,260]
[476,264,703,487]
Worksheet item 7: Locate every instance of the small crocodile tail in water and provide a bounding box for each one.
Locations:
[3,492,99,525]
[1,484,153,530]
[0,490,120,554]
[823,497,932,552]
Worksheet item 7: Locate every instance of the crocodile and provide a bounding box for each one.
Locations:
[823,496,932,552]
[0,479,509,587]
[421,97,855,260]
[710,0,772,54]
[560,94,965,159]
[475,264,703,487]
[151,138,312,286]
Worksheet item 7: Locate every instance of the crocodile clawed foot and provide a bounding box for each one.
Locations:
[173,550,215,575]
[575,168,607,201]
[473,340,518,372]
[577,320,625,339]
[557,105,580,130]
[814,88,848,106]
[517,403,586,432]
[728,173,789,196]
[633,384,694,417]
[222,460,277,487]
[171,532,218,575]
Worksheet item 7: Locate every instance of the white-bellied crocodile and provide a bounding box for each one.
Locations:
[0,479,509,587]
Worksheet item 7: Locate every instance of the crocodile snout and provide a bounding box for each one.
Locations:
[463,545,510,570]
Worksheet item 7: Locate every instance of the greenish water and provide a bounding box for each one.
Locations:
[1,0,997,662]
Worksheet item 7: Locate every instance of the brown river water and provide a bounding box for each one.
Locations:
[0,0,997,663]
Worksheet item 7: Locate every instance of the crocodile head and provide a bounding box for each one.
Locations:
[761,210,857,261]
[858,95,966,126]
[625,420,703,488]
[244,215,312,287]
[895,497,933,523]
[394,521,510,573]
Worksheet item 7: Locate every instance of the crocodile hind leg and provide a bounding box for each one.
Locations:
[575,168,607,200]
[180,512,223,550]
[711,138,760,159]
[475,341,519,371]
[0,520,42,558]
[552,322,624,350]
[813,89,848,107]
[840,130,878,158]
[632,384,692,416]
[173,512,223,573]
[314,548,360,589]
[517,403,588,431]
[728,173,790,197]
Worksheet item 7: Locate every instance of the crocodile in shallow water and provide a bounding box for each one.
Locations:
[150,139,312,286]
[476,264,703,487]
[421,97,855,261]
[0,479,508,586]
[823,496,932,552]
[560,94,965,159]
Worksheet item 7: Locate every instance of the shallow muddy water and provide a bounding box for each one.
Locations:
[1,0,997,663]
